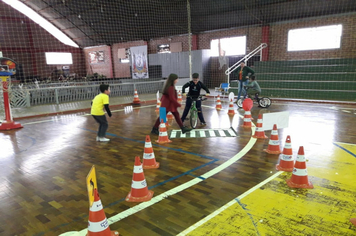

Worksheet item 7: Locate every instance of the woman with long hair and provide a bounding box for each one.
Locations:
[151,74,192,135]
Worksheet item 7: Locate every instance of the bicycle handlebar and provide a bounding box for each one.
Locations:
[186,94,208,101]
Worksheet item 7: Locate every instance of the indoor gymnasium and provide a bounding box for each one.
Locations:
[0,0,355,236]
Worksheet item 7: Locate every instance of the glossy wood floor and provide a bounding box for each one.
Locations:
[0,99,355,236]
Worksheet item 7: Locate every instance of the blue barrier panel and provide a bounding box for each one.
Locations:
[159,107,166,123]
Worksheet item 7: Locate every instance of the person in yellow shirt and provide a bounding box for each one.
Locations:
[91,84,112,142]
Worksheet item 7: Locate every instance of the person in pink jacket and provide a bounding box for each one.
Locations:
[151,74,192,135]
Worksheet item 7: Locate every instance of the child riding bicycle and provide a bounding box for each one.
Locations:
[181,73,210,126]
[244,75,261,101]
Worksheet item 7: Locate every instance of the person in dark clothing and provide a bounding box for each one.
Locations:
[180,73,210,126]
[91,84,112,142]
[151,74,192,135]
[234,62,255,99]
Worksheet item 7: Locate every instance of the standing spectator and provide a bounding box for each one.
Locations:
[234,62,255,99]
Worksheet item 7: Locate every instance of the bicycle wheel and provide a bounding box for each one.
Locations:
[258,97,271,108]
[236,98,243,108]
[190,110,198,129]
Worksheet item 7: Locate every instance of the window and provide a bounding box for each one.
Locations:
[45,52,73,65]
[288,24,342,51]
[210,36,246,57]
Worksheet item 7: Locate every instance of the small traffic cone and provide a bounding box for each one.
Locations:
[215,95,222,110]
[286,146,313,189]
[133,89,140,104]
[263,124,282,154]
[143,135,159,169]
[126,156,154,202]
[252,114,268,139]
[87,188,119,236]
[155,99,160,113]
[156,119,172,144]
[276,135,294,172]
[177,90,183,103]
[350,218,356,226]
[166,112,174,120]
[242,110,252,128]
[227,99,235,115]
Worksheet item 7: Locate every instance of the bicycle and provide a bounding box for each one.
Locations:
[236,88,271,108]
[186,95,207,129]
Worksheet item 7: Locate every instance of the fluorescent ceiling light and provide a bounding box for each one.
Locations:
[2,0,79,48]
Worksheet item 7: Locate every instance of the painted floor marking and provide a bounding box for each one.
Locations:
[169,127,237,139]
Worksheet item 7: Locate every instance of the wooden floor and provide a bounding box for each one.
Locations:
[0,99,356,236]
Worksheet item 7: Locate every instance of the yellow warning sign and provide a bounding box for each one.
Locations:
[86,165,98,207]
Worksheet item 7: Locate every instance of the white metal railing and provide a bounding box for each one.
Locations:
[225,43,268,82]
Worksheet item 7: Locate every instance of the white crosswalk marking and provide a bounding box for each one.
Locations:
[209,130,216,137]
[199,131,206,137]
[169,128,237,139]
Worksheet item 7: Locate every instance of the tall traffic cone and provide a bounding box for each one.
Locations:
[286,146,313,189]
[276,135,294,172]
[252,114,268,139]
[156,119,172,144]
[143,135,159,169]
[126,156,154,202]
[87,189,119,236]
[350,218,356,226]
[263,124,282,154]
[155,99,160,113]
[215,95,222,110]
[242,110,252,128]
[177,90,183,103]
[227,99,235,115]
[166,112,174,120]
[133,89,140,104]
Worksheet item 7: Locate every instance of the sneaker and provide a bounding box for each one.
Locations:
[99,137,110,142]
[201,122,206,126]
[151,127,159,135]
[181,126,192,134]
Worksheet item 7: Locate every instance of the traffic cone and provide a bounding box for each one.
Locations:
[263,124,282,154]
[143,135,159,169]
[133,89,140,104]
[215,95,222,110]
[252,114,268,139]
[177,90,183,103]
[126,156,154,202]
[242,110,252,128]
[286,146,314,189]
[276,135,294,172]
[156,119,172,144]
[227,99,235,115]
[87,189,119,236]
[155,99,160,113]
[167,112,174,120]
[350,218,356,226]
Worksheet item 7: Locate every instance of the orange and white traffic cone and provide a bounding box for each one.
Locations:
[142,135,159,169]
[227,99,235,115]
[263,124,282,154]
[126,156,154,202]
[156,119,172,144]
[286,146,313,189]
[252,114,268,139]
[87,188,119,236]
[155,99,160,113]
[177,90,183,103]
[133,89,140,104]
[215,95,222,110]
[350,218,356,226]
[242,110,252,128]
[166,112,174,120]
[276,135,294,172]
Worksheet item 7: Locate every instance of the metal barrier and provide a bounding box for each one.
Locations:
[10,80,164,107]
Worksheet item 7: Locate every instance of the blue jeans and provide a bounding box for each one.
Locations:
[237,80,248,99]
[181,98,205,123]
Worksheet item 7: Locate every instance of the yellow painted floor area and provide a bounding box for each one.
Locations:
[188,142,356,236]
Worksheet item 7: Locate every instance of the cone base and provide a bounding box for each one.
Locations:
[132,102,141,105]
[143,162,160,169]
[126,190,154,202]
[0,121,23,130]
[252,133,268,139]
[286,179,314,189]
[87,230,119,236]
[263,148,282,154]
[156,139,172,144]
[276,164,294,172]
[350,218,356,226]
